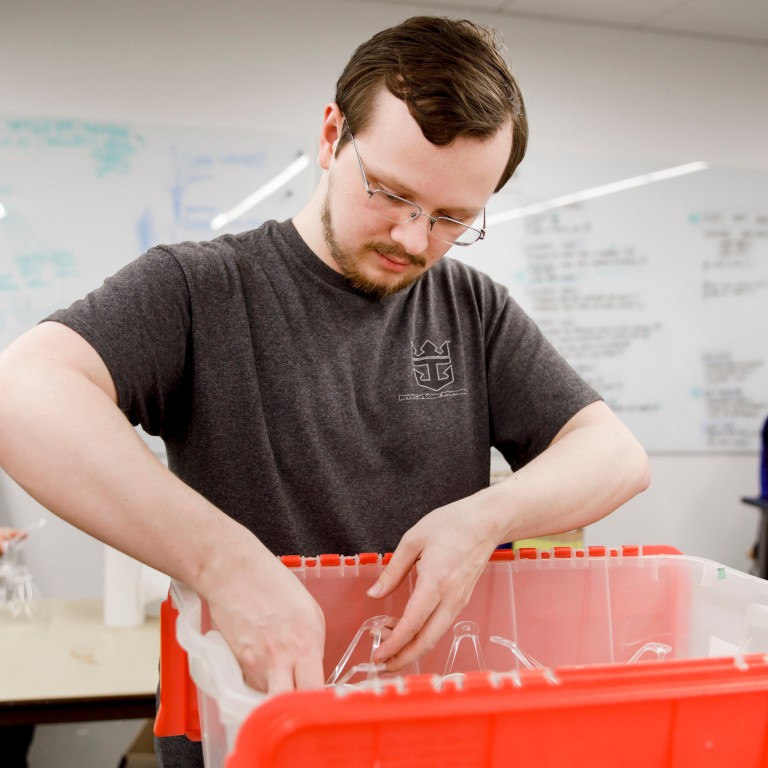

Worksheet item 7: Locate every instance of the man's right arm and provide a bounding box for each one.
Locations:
[0,320,325,693]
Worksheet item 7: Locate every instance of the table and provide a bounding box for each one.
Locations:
[0,598,160,725]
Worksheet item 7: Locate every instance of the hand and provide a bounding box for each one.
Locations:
[201,543,326,695]
[367,495,500,671]
[0,527,26,555]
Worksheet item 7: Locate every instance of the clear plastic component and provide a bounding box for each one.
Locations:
[627,642,672,664]
[326,615,393,686]
[489,635,544,670]
[443,620,486,678]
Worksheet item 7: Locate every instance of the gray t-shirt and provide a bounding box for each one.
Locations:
[48,219,599,557]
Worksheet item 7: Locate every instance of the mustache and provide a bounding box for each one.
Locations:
[368,242,427,268]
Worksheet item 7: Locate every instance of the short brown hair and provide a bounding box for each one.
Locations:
[335,16,528,191]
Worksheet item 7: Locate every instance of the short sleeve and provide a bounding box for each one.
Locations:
[46,247,192,435]
[486,293,601,470]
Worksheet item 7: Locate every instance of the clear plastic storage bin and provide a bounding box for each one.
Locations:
[156,547,768,767]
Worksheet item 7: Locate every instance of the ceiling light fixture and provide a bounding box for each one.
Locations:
[487,160,709,225]
[210,153,309,231]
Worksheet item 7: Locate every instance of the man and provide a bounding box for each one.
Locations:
[0,16,649,767]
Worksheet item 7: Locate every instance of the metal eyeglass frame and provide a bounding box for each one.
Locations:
[343,121,486,247]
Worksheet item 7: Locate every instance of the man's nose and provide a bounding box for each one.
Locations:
[389,214,431,256]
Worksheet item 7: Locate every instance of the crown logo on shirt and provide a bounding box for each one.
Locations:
[411,339,454,392]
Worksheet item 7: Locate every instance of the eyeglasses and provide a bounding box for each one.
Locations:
[345,125,486,247]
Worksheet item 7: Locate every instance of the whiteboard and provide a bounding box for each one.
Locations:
[1,114,766,453]
[458,153,768,454]
[0,114,314,350]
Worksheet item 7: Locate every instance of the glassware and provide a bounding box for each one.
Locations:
[0,518,45,619]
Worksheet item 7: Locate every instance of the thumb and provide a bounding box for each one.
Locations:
[367,542,419,599]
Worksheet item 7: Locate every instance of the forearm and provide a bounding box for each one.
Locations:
[0,323,325,692]
[370,401,649,669]
[480,401,650,544]
[0,327,267,601]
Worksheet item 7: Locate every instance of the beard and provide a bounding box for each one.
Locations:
[320,191,428,300]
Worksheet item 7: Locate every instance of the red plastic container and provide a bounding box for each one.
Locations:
[230,656,768,768]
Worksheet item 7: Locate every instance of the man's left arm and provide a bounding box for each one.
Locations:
[369,400,650,671]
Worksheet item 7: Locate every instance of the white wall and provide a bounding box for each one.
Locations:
[2,0,767,596]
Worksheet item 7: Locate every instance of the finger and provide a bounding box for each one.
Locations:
[373,581,440,662]
[293,653,325,690]
[266,664,296,696]
[373,622,396,644]
[381,604,453,672]
[367,538,421,599]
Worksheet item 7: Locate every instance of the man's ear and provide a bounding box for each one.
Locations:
[318,103,345,171]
